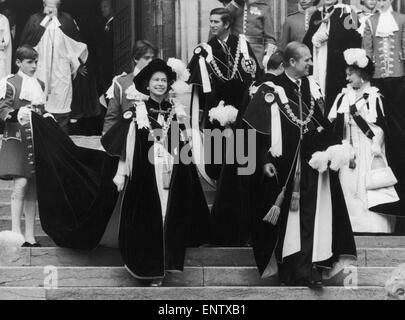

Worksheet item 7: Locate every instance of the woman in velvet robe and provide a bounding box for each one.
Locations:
[101,59,211,286]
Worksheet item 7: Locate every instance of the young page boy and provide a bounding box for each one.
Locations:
[0,45,51,247]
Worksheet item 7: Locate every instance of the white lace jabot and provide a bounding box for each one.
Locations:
[376,7,399,37]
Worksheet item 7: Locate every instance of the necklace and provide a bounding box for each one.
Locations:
[146,108,176,145]
[209,38,242,81]
[243,4,248,35]
[282,97,315,133]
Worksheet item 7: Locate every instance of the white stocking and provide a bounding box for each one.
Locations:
[11,178,28,236]
[23,178,37,244]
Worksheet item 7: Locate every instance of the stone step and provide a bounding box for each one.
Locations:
[0,203,10,217]
[0,266,394,288]
[0,219,46,236]
[0,286,386,300]
[0,181,12,189]
[0,190,11,203]
[1,247,404,268]
[2,231,403,248]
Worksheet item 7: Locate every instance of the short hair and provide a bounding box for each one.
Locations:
[43,0,61,7]
[267,50,284,71]
[210,7,234,29]
[132,40,158,61]
[16,45,38,61]
[283,42,309,67]
[313,0,321,6]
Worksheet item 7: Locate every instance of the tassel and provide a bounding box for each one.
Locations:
[263,187,286,226]
[349,157,356,170]
[289,170,301,212]
[290,192,300,212]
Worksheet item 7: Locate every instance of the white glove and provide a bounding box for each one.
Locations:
[113,174,126,192]
[17,106,32,126]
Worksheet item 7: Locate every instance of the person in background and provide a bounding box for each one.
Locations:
[188,7,259,181]
[98,0,114,97]
[218,0,277,69]
[103,40,157,134]
[303,0,362,114]
[19,0,89,134]
[363,0,405,116]
[280,0,320,50]
[0,10,11,79]
[357,0,377,37]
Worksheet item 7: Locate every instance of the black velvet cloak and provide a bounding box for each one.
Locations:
[187,34,260,180]
[303,6,362,113]
[31,113,119,249]
[243,73,356,284]
[101,99,211,279]
[209,73,278,246]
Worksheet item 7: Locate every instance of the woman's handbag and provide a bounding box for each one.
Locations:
[365,153,398,190]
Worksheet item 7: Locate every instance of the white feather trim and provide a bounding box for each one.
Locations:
[167,58,191,82]
[208,101,239,127]
[309,151,330,173]
[327,143,355,171]
[344,48,368,68]
[0,231,25,247]
[171,80,190,95]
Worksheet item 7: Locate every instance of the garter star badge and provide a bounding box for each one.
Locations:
[241,57,257,76]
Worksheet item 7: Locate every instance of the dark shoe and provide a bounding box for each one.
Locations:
[307,277,323,289]
[150,279,163,287]
[308,265,323,289]
[21,242,41,247]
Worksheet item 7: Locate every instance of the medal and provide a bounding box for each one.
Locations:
[241,57,257,76]
[123,110,134,120]
[265,93,275,104]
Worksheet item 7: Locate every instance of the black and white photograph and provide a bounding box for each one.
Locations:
[0,0,405,307]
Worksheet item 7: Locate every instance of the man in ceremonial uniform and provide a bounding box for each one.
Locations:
[357,0,377,37]
[219,0,277,69]
[363,0,405,115]
[103,40,157,134]
[244,42,356,287]
[188,7,259,180]
[280,0,320,49]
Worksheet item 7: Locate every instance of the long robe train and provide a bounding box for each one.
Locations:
[102,116,212,279]
[31,112,119,249]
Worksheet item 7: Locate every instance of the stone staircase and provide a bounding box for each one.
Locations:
[0,136,403,300]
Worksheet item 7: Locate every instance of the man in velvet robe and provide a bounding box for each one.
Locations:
[244,42,356,287]
[303,0,362,114]
[209,51,285,247]
[188,7,259,181]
